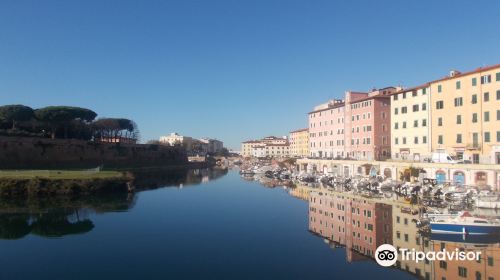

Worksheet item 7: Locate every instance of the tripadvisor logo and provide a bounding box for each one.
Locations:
[375,244,398,267]
[375,244,482,267]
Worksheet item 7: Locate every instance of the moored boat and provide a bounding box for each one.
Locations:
[430,212,500,235]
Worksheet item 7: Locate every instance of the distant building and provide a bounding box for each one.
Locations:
[289,128,309,158]
[241,140,262,157]
[160,133,224,156]
[200,138,224,154]
[240,136,289,158]
[160,133,194,150]
[97,136,137,144]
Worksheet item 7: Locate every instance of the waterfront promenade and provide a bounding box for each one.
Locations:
[296,158,500,190]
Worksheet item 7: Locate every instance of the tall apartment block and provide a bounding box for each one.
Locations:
[390,64,500,164]
[308,87,397,160]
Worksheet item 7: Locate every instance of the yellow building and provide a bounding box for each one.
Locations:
[241,140,260,157]
[430,65,500,164]
[391,84,432,161]
[289,128,309,158]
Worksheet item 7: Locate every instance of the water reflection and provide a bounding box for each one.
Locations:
[0,168,228,240]
[305,187,500,280]
[0,193,134,239]
[131,166,229,190]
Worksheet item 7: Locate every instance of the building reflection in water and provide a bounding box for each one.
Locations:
[307,188,500,280]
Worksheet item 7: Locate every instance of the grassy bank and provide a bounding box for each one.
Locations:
[0,170,130,197]
[0,170,123,179]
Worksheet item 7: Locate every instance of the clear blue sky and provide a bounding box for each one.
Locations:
[1,0,499,149]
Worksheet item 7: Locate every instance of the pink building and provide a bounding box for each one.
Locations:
[308,87,397,160]
[308,99,345,158]
[308,192,393,262]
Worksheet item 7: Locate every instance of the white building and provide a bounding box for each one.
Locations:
[159,133,194,150]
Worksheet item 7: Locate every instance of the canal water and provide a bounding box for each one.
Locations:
[0,169,497,280]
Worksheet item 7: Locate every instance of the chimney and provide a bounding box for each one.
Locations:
[449,70,461,77]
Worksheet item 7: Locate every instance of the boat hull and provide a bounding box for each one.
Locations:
[431,222,500,235]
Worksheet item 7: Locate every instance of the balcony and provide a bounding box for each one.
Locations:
[465,143,481,150]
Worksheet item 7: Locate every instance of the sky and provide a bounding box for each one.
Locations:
[1,0,500,149]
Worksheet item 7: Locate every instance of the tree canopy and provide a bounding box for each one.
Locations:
[93,118,139,142]
[0,105,34,129]
[34,106,97,123]
[0,104,139,142]
[34,106,97,139]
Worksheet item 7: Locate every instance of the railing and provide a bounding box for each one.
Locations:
[465,143,481,150]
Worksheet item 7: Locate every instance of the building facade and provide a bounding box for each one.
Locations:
[308,99,345,159]
[199,138,224,154]
[160,133,224,156]
[241,140,261,157]
[391,84,432,161]
[308,87,396,160]
[241,136,290,158]
[159,132,194,150]
[430,65,500,164]
[289,128,309,158]
[345,88,394,160]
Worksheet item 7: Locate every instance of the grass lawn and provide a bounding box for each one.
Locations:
[0,170,123,179]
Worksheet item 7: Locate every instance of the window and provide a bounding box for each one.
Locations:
[403,137,407,144]
[484,111,490,122]
[473,133,479,147]
[436,101,444,109]
[402,106,408,114]
[456,81,461,89]
[472,94,477,104]
[423,136,427,143]
[438,84,442,92]
[481,75,491,84]
[403,92,406,99]
[454,97,463,107]
[484,92,489,102]
[394,108,398,115]
[497,131,500,142]
[457,115,462,124]
[414,137,419,144]
[412,91,417,97]
[438,117,443,126]
[472,77,477,86]
[394,122,398,129]
[472,113,478,123]
[458,267,467,278]
[456,134,462,143]
[497,72,500,81]
[403,121,407,128]
[422,88,427,95]
[497,90,500,100]
[438,135,443,144]
[488,256,494,266]
[395,137,399,145]
[439,260,447,269]
[422,119,427,126]
[394,95,398,101]
[422,103,427,111]
[414,120,418,127]
[413,104,419,112]
[485,132,490,142]
[497,110,500,121]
